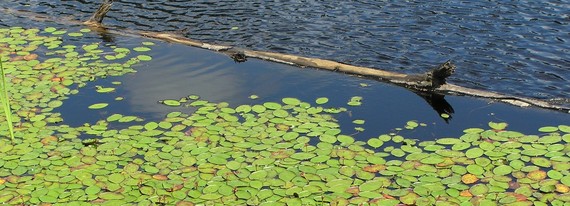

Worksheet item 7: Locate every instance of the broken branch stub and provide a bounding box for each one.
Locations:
[397,60,456,91]
[84,0,114,26]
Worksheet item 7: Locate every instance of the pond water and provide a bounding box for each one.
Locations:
[2,6,570,206]
[59,39,570,143]
[1,0,569,102]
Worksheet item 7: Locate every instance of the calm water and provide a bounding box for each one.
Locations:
[1,0,569,101]
[1,1,569,142]
[59,40,570,141]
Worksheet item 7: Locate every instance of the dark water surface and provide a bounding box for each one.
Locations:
[59,40,570,142]
[1,0,569,101]
[1,2,569,142]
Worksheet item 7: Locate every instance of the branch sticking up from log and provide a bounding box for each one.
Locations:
[399,60,456,91]
[84,0,114,26]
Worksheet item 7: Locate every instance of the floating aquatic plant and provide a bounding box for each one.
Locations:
[1,26,569,206]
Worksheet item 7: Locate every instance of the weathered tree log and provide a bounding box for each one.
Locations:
[2,3,569,114]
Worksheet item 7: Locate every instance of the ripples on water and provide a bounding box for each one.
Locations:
[2,0,569,100]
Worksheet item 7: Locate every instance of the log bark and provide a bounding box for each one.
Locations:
[2,5,569,114]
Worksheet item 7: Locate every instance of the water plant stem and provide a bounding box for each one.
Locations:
[0,57,15,142]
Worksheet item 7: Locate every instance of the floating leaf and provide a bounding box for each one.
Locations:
[436,138,462,145]
[531,157,551,168]
[96,86,115,93]
[88,103,109,109]
[108,173,125,184]
[493,165,513,176]
[338,135,355,145]
[263,102,282,110]
[352,119,365,125]
[290,153,315,160]
[137,55,152,61]
[462,174,479,184]
[420,156,444,164]
[538,126,559,133]
[282,97,301,105]
[359,180,383,192]
[315,97,329,104]
[68,32,83,37]
[465,148,484,158]
[133,47,151,52]
[162,99,181,106]
[235,105,251,113]
[367,139,384,148]
[527,170,547,181]
[99,192,124,200]
[489,122,508,130]
[559,125,570,133]
[469,184,489,196]
[466,165,485,175]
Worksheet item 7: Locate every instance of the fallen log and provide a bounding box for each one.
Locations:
[2,3,568,115]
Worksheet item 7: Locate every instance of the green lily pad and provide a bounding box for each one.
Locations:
[88,103,109,109]
[108,173,125,184]
[531,157,552,167]
[469,184,489,196]
[263,102,282,110]
[466,165,485,175]
[489,122,508,130]
[133,47,151,52]
[315,97,329,104]
[352,119,365,125]
[99,192,124,200]
[282,97,301,105]
[290,153,316,160]
[436,138,462,145]
[137,55,152,61]
[493,165,513,176]
[338,135,355,145]
[162,99,181,106]
[359,180,383,192]
[465,148,484,158]
[367,138,384,148]
[538,126,559,133]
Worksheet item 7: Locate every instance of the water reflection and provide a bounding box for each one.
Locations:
[414,92,455,123]
[53,37,570,141]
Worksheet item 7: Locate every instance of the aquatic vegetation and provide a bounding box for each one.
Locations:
[0,58,15,141]
[1,26,569,205]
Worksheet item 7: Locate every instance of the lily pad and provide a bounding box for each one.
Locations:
[162,99,181,106]
[88,103,109,109]
[315,97,329,104]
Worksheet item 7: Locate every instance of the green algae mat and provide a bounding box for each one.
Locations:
[1,26,570,206]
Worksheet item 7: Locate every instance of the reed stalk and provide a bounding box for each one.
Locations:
[0,57,15,142]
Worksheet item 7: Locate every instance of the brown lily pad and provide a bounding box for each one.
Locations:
[462,174,479,184]
[527,170,547,181]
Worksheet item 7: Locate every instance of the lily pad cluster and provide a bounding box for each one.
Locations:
[0,26,152,135]
[1,26,569,206]
[3,94,570,205]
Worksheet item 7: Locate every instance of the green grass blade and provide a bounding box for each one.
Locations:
[0,57,15,142]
